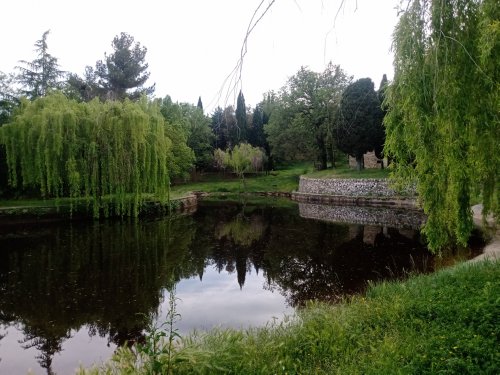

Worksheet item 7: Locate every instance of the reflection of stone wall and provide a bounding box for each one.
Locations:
[299,203,425,229]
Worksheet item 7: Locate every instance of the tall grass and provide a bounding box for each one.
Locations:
[81,260,499,374]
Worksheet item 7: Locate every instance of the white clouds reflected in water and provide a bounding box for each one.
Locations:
[161,265,293,334]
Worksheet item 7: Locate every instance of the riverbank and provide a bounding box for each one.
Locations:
[81,258,499,374]
[0,194,197,225]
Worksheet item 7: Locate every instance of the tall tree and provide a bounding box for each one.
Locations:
[235,90,248,142]
[265,64,350,169]
[335,78,384,170]
[0,71,18,125]
[375,74,388,162]
[95,32,155,100]
[248,105,265,148]
[210,106,227,150]
[197,96,203,111]
[385,0,499,251]
[16,30,65,99]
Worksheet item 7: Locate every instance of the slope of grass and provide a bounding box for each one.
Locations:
[170,162,314,196]
[305,163,390,179]
[82,260,499,375]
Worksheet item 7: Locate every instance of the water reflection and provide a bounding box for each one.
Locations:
[0,200,479,374]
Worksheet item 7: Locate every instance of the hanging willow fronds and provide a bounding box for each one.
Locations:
[384,0,499,251]
[0,93,177,218]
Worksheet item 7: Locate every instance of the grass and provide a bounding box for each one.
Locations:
[81,259,499,375]
[170,162,314,196]
[0,161,390,210]
[305,164,390,179]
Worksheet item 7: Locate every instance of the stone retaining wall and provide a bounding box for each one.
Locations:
[295,177,418,209]
[299,177,402,197]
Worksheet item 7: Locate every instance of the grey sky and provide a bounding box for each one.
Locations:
[1,0,399,112]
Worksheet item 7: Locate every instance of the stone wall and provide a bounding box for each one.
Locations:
[298,177,400,197]
[295,176,418,209]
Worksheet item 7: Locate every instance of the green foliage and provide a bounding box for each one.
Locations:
[15,30,65,99]
[82,260,500,374]
[385,0,499,250]
[170,161,311,196]
[67,33,154,102]
[213,143,266,179]
[265,64,351,169]
[135,287,183,375]
[335,78,385,170]
[158,96,208,173]
[0,71,18,125]
[0,93,190,217]
[235,90,248,141]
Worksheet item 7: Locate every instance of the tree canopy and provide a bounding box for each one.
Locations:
[0,93,193,217]
[66,33,154,102]
[335,78,384,170]
[384,0,499,250]
[16,30,65,99]
[265,64,351,169]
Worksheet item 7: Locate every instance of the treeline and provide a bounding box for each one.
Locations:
[0,30,386,206]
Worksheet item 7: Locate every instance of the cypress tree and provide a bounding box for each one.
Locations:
[235,90,247,142]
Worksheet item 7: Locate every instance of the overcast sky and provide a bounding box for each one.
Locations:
[1,0,400,112]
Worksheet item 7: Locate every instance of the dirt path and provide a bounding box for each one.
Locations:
[470,204,499,263]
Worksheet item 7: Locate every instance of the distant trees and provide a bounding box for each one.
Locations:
[265,64,351,169]
[16,30,65,99]
[335,78,384,170]
[235,90,248,142]
[159,96,213,172]
[0,71,17,125]
[67,32,154,102]
[213,143,266,186]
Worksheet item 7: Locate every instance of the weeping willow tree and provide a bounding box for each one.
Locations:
[0,93,186,217]
[385,0,499,251]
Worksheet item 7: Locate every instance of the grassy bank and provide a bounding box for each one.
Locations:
[305,164,390,179]
[0,161,390,210]
[170,160,390,196]
[82,259,499,375]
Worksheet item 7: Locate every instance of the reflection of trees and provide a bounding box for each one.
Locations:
[0,216,204,371]
[19,327,70,375]
[0,200,446,371]
[215,214,265,247]
[194,202,269,289]
[264,224,432,306]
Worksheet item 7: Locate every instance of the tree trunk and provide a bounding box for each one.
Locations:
[356,155,364,171]
[316,135,328,170]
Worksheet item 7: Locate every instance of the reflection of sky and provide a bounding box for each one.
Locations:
[159,264,293,334]
[0,324,115,375]
[0,264,293,374]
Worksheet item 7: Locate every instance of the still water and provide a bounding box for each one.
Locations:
[0,199,480,374]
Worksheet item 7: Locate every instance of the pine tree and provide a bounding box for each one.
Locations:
[95,32,155,100]
[16,30,65,99]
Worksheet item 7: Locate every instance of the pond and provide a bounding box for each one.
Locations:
[0,199,482,374]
